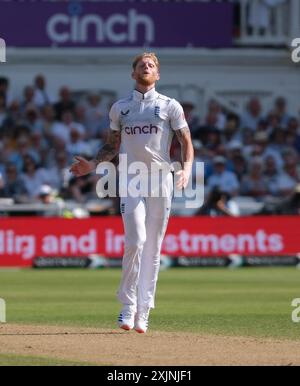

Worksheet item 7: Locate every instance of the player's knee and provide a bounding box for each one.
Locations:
[126,232,146,249]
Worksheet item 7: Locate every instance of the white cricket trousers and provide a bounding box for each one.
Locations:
[117,172,173,311]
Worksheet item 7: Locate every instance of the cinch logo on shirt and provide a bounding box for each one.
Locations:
[124,124,158,135]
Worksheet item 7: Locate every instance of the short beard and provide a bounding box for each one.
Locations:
[136,74,157,86]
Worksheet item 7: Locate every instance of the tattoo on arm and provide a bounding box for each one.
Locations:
[175,127,192,144]
[175,127,194,167]
[95,130,121,164]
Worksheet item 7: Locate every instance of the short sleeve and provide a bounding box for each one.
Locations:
[169,99,188,131]
[109,102,120,131]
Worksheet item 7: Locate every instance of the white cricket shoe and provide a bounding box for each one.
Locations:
[118,305,136,331]
[135,309,150,334]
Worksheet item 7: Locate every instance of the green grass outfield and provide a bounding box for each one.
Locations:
[0,267,300,340]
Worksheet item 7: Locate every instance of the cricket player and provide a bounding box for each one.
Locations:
[70,53,194,333]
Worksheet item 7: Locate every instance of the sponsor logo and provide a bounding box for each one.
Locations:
[124,124,158,135]
[0,38,6,63]
[105,228,284,256]
[154,106,160,117]
[0,230,97,260]
[121,110,130,116]
[46,9,155,45]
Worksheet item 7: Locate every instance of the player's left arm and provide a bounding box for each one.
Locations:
[175,126,194,189]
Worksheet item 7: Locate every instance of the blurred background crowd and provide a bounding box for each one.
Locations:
[0,74,299,215]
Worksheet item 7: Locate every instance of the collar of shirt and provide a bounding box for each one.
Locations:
[132,88,158,102]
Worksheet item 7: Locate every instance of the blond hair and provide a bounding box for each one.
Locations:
[132,52,160,70]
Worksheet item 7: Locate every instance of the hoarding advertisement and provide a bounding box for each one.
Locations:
[0,2,233,48]
[0,217,299,267]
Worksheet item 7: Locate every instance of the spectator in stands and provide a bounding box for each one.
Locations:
[192,139,213,181]
[5,99,22,129]
[54,86,75,120]
[198,187,240,217]
[226,141,247,181]
[0,92,8,128]
[74,104,87,129]
[286,117,300,153]
[207,99,226,131]
[52,110,85,145]
[68,174,98,204]
[0,77,12,107]
[231,154,247,183]
[182,102,200,135]
[0,163,28,202]
[241,98,263,131]
[30,131,49,167]
[275,154,299,198]
[22,105,43,134]
[37,185,57,205]
[48,151,72,194]
[266,112,281,135]
[226,140,244,159]
[203,128,222,158]
[33,74,55,108]
[264,155,280,196]
[241,128,255,158]
[223,113,242,143]
[20,154,52,199]
[83,93,108,140]
[273,96,290,128]
[40,104,63,145]
[250,131,284,169]
[241,156,268,199]
[269,127,288,154]
[207,156,240,196]
[20,86,36,114]
[284,156,300,183]
[278,150,300,194]
[67,126,92,158]
[44,135,69,178]
[6,135,32,172]
[276,184,300,214]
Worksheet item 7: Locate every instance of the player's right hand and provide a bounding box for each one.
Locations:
[69,156,96,177]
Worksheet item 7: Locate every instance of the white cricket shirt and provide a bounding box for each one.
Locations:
[109,88,187,173]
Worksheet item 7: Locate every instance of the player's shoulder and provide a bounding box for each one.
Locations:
[158,93,181,105]
[112,96,132,107]
[110,96,132,115]
[157,93,183,109]
[157,92,172,102]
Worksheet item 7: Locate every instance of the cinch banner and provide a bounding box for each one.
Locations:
[0,2,233,48]
[0,217,299,267]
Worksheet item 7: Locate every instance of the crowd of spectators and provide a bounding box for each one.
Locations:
[0,74,300,215]
[0,75,110,207]
[176,95,300,215]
